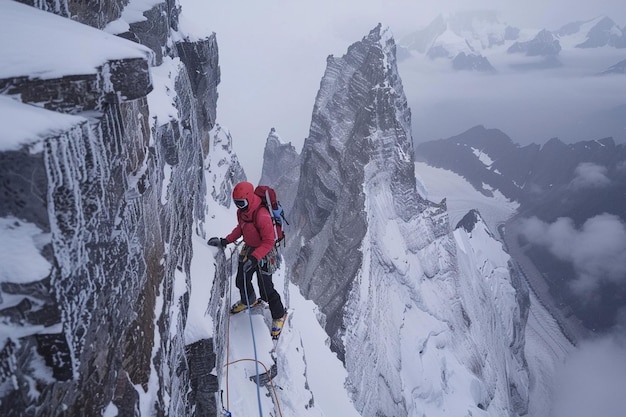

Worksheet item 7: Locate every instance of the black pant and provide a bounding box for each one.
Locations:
[235,261,285,320]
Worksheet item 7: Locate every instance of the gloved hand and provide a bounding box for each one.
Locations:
[208,237,228,247]
[243,255,258,273]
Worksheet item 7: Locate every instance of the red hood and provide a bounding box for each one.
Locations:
[239,192,262,220]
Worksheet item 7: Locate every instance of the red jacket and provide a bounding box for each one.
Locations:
[225,193,275,261]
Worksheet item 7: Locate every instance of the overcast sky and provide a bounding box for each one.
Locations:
[180,0,626,182]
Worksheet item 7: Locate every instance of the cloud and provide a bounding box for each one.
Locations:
[553,332,626,417]
[178,0,626,181]
[520,214,626,294]
[569,162,611,189]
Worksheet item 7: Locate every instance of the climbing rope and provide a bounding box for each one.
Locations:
[224,245,236,411]
[225,358,284,417]
[219,241,285,417]
[242,263,265,416]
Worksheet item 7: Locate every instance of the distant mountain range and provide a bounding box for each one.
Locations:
[416,125,626,331]
[417,125,626,216]
[399,12,626,73]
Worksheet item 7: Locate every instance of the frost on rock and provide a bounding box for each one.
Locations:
[206,124,246,208]
[260,127,301,216]
[0,2,220,416]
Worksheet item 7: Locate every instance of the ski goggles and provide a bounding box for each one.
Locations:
[234,199,248,209]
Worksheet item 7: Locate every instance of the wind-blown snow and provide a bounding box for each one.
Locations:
[0,0,152,80]
[185,128,240,345]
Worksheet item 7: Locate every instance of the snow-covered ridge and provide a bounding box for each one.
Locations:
[453,210,529,414]
[414,157,580,416]
[283,22,531,416]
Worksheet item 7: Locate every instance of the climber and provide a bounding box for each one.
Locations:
[208,181,287,338]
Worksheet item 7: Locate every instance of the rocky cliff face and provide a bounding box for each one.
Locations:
[287,23,427,355]
[0,2,219,416]
[259,128,301,220]
[283,24,529,416]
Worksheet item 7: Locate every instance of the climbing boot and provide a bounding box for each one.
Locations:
[271,313,287,339]
[230,298,260,314]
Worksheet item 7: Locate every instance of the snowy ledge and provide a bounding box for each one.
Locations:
[0,1,155,148]
[0,1,153,80]
[0,95,87,152]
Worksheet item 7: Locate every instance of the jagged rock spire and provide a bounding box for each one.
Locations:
[288,23,430,359]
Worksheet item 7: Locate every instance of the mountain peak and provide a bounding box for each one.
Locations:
[365,23,394,48]
[290,21,421,367]
[542,136,566,150]
[449,125,515,153]
[260,128,299,188]
[507,28,561,56]
[266,126,282,146]
[455,209,483,233]
[575,16,626,48]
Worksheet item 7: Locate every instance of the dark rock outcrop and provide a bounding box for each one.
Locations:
[0,2,220,416]
[452,52,496,72]
[455,208,482,233]
[0,57,152,113]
